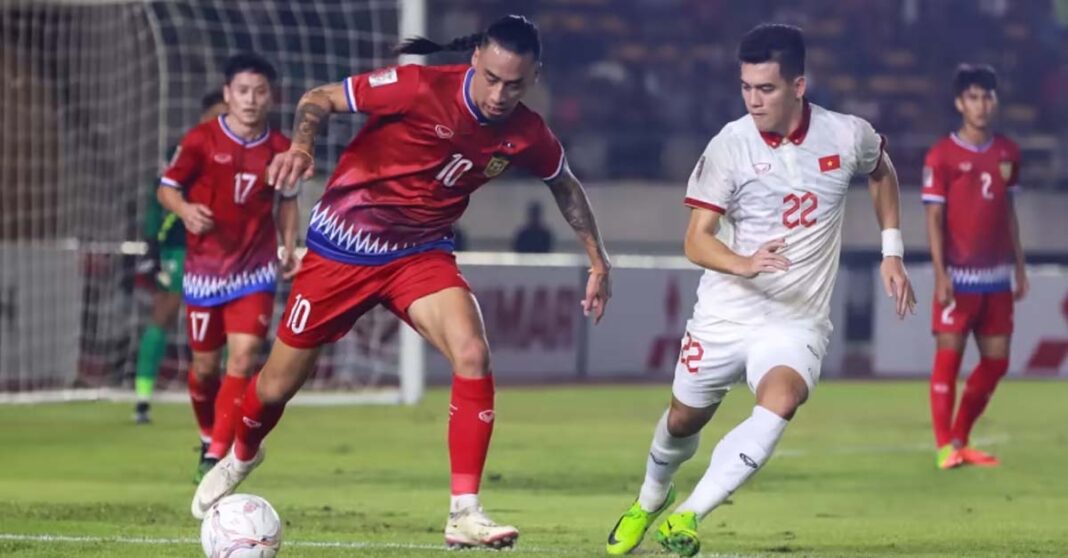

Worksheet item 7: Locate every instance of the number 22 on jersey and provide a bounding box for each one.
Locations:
[782,191,818,229]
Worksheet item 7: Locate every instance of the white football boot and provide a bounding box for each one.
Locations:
[444,506,519,549]
[191,447,265,519]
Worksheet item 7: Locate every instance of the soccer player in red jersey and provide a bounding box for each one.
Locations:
[922,64,1027,469]
[192,16,612,549]
[158,53,301,481]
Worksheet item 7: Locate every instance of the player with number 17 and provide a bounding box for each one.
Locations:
[158,53,300,482]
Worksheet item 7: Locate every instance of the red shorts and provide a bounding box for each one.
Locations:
[931,290,1014,336]
[186,291,275,352]
[276,250,470,349]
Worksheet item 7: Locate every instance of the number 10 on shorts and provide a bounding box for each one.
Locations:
[286,294,311,334]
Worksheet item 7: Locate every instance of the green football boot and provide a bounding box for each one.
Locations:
[605,484,677,555]
[656,510,700,557]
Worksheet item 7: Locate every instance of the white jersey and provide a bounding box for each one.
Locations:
[684,102,883,329]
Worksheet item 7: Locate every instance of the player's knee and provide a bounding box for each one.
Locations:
[190,353,220,380]
[255,371,295,406]
[450,337,491,378]
[756,390,805,420]
[756,376,807,419]
[225,351,257,378]
[665,406,710,438]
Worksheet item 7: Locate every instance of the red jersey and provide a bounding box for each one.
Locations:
[161,116,292,306]
[922,133,1020,293]
[306,64,565,265]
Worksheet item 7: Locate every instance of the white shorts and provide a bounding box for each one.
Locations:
[672,318,830,409]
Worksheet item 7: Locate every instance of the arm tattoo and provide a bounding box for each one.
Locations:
[291,94,329,149]
[551,179,596,235]
[549,174,607,260]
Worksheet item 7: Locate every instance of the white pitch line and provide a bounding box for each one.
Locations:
[0,533,764,557]
[775,434,1010,458]
[0,533,581,554]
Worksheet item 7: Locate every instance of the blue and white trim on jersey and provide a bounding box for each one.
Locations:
[462,68,489,125]
[183,261,277,306]
[948,263,1013,293]
[218,115,270,148]
[343,76,358,112]
[543,150,566,182]
[160,176,182,189]
[950,132,993,154]
[305,202,454,265]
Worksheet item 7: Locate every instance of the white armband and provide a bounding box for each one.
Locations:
[881,228,904,258]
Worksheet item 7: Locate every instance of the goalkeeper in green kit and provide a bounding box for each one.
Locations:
[133,91,227,424]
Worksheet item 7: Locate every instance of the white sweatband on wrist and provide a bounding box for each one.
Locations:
[881,228,904,258]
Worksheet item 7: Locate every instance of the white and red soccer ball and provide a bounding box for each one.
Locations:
[200,494,283,558]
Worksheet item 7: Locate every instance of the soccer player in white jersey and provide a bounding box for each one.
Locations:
[605,24,916,557]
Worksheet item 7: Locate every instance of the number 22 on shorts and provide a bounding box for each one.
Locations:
[679,332,704,374]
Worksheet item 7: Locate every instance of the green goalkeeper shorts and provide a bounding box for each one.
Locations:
[156,247,185,293]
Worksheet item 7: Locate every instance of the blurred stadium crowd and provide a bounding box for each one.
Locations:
[431,0,1068,188]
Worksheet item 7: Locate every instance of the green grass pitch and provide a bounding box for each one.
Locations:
[0,381,1065,557]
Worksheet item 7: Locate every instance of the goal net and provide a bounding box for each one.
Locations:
[0,0,424,404]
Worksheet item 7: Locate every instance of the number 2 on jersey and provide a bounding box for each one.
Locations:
[979,171,993,200]
[234,172,257,204]
[782,192,818,229]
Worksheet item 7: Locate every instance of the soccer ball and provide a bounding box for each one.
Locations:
[200,493,283,558]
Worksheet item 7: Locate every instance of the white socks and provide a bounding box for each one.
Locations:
[450,493,480,513]
[676,405,788,518]
[637,411,700,512]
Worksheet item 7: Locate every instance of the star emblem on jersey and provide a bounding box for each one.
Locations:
[818,154,841,173]
[999,161,1013,181]
[484,155,510,178]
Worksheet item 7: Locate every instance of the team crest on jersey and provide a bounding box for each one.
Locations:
[958,161,972,172]
[484,155,510,178]
[213,153,232,164]
[434,124,454,139]
[999,161,1013,181]
[368,68,398,87]
[753,162,772,175]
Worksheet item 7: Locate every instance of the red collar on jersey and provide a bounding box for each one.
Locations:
[759,100,811,148]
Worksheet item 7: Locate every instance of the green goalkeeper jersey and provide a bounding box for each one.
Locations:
[144,145,186,248]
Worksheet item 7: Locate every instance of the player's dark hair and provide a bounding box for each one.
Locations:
[394,15,541,61]
[953,63,997,96]
[737,23,806,79]
[200,91,224,111]
[223,52,277,84]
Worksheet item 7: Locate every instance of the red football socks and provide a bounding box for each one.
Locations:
[233,374,286,462]
[206,374,250,459]
[930,348,962,447]
[449,374,495,495]
[952,357,1009,445]
[187,369,220,441]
